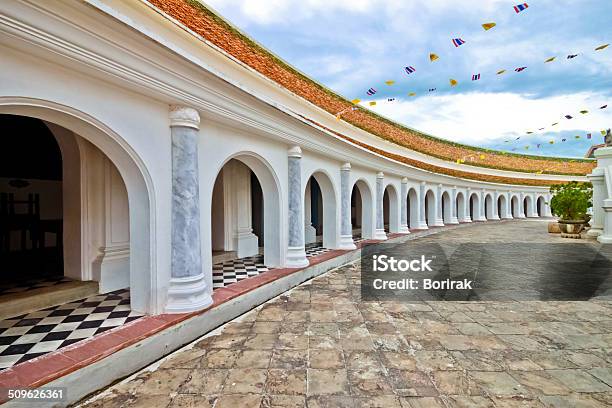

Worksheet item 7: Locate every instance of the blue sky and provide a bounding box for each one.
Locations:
[204,0,611,158]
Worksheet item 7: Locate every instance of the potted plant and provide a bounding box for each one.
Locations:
[549,181,593,238]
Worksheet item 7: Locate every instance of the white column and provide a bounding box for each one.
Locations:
[491,191,500,220]
[544,194,553,217]
[399,178,411,233]
[504,192,513,219]
[517,193,526,218]
[599,198,612,243]
[166,106,212,313]
[304,179,317,244]
[588,168,605,237]
[433,184,444,226]
[338,163,356,249]
[374,172,388,240]
[286,146,309,267]
[448,187,459,224]
[417,181,429,229]
[475,189,486,221]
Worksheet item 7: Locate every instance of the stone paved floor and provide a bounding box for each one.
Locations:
[80,220,612,407]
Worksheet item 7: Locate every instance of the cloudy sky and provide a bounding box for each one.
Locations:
[204,0,611,158]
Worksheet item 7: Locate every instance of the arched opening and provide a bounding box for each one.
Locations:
[511,195,520,218]
[425,189,436,226]
[456,191,466,222]
[304,171,337,251]
[469,193,480,221]
[383,184,399,233]
[523,195,533,217]
[210,155,282,289]
[498,194,508,219]
[442,191,452,224]
[407,187,419,229]
[537,196,546,217]
[485,194,494,219]
[351,179,373,240]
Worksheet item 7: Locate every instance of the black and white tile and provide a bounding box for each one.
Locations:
[212,255,270,289]
[0,289,142,371]
[305,242,331,257]
[0,275,72,296]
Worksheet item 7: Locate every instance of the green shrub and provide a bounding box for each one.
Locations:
[549,181,593,221]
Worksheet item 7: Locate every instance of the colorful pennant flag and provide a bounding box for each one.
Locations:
[545,57,556,63]
[482,22,496,31]
[538,127,545,131]
[513,3,529,13]
[351,99,361,104]
[366,88,377,96]
[565,115,573,119]
[551,123,558,126]
[385,80,395,86]
[369,101,376,106]
[595,44,609,51]
[567,54,578,59]
[430,53,439,62]
[587,133,592,139]
[404,66,416,74]
[526,131,534,134]
[408,92,416,96]
[549,140,555,144]
[429,88,437,92]
[449,79,458,86]
[575,135,581,139]
[515,66,527,72]
[471,73,481,81]
[516,137,521,140]
[387,98,396,102]
[562,138,567,142]
[497,69,506,75]
[580,110,588,114]
[601,105,608,109]
[452,38,466,47]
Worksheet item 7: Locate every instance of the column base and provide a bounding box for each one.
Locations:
[515,215,526,219]
[398,225,411,234]
[432,218,444,227]
[165,273,212,314]
[502,215,513,220]
[447,217,459,225]
[286,246,309,268]
[597,234,612,244]
[474,216,486,222]
[373,229,388,240]
[459,218,472,223]
[412,221,428,230]
[489,216,500,221]
[587,228,604,238]
[305,224,317,244]
[338,234,357,250]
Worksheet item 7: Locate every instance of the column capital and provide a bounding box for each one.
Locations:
[169,105,200,129]
[341,162,352,171]
[420,181,426,186]
[401,177,408,184]
[288,146,302,158]
[376,172,384,179]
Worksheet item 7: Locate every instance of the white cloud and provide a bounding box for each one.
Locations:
[364,91,611,145]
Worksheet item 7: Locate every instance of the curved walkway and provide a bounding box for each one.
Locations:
[80,220,612,408]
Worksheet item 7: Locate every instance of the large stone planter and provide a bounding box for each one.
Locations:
[558,220,586,239]
[548,221,561,234]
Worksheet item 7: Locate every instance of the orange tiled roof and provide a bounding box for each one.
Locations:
[147,0,595,185]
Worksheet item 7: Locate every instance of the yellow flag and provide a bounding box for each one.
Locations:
[496,69,506,75]
[351,99,361,104]
[545,57,556,63]
[430,53,439,62]
[580,110,588,114]
[408,92,416,97]
[449,79,458,87]
[549,140,555,144]
[575,135,581,139]
[595,44,609,51]
[526,131,533,134]
[385,80,395,86]
[369,101,376,106]
[482,22,496,31]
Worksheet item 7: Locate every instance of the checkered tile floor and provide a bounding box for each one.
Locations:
[0,275,72,296]
[0,289,142,371]
[212,243,331,290]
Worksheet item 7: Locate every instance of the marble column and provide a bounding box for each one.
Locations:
[338,163,356,249]
[286,146,309,267]
[505,192,513,218]
[588,168,605,237]
[399,178,410,233]
[433,184,444,226]
[166,106,212,313]
[475,189,486,221]
[448,187,459,224]
[304,179,317,244]
[374,172,388,240]
[517,193,526,218]
[418,182,429,229]
[491,191,500,220]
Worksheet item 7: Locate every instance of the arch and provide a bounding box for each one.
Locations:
[383,183,400,233]
[351,179,374,239]
[210,152,283,269]
[0,98,156,313]
[425,189,436,226]
[511,194,520,218]
[456,191,467,222]
[442,191,452,224]
[407,187,419,229]
[536,195,546,217]
[469,192,481,221]
[304,170,338,248]
[484,193,494,219]
[524,195,533,217]
[498,194,509,219]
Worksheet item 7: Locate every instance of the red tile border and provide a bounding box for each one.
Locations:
[0,224,468,402]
